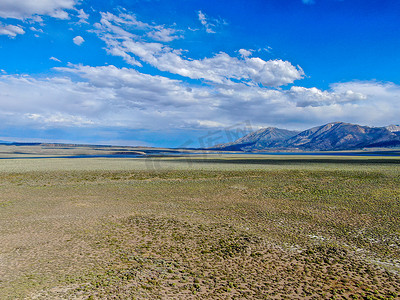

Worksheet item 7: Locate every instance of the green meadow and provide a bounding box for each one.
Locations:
[0,155,399,299]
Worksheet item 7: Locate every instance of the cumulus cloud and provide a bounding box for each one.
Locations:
[55,64,202,109]
[330,81,400,100]
[147,27,182,42]
[0,75,102,127]
[0,66,399,132]
[76,8,89,24]
[289,86,366,107]
[0,0,77,20]
[0,66,209,129]
[73,35,84,45]
[95,12,304,87]
[239,49,252,58]
[96,11,182,42]
[25,112,94,126]
[0,8,396,136]
[98,11,151,31]
[121,43,303,86]
[0,24,25,38]
[92,11,183,66]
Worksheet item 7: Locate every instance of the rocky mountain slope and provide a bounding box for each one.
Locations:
[213,127,299,151]
[214,122,400,151]
[386,125,400,133]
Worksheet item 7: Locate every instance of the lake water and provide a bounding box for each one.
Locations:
[0,150,399,159]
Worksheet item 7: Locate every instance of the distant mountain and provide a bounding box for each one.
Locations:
[213,127,299,151]
[213,122,400,151]
[283,122,399,150]
[386,125,400,133]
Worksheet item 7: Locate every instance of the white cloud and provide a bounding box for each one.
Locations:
[55,64,201,109]
[96,11,182,42]
[198,10,226,33]
[0,24,25,38]
[147,27,182,42]
[289,86,366,107]
[29,26,43,33]
[0,0,77,20]
[0,8,396,134]
[330,81,400,100]
[99,11,151,31]
[0,75,103,127]
[0,67,399,131]
[0,66,207,128]
[198,11,214,33]
[76,8,89,24]
[25,112,94,126]
[239,49,252,58]
[122,42,303,86]
[95,12,304,87]
[73,35,84,45]
[30,15,44,24]
[50,56,61,62]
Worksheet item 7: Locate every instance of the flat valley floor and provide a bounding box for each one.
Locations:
[1,155,400,299]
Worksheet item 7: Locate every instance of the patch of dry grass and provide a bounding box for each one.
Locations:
[0,159,399,299]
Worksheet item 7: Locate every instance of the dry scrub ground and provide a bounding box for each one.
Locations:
[0,158,399,299]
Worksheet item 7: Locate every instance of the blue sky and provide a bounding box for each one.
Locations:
[0,0,399,147]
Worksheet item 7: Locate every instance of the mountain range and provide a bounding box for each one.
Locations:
[213,122,400,151]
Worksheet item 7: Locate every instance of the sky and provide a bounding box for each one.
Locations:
[0,0,399,147]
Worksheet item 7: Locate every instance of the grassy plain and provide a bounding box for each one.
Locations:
[0,155,400,299]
